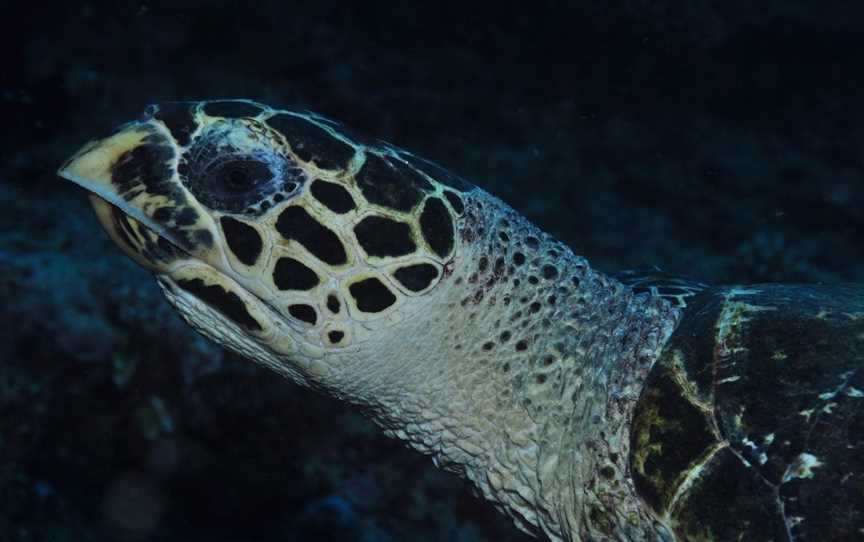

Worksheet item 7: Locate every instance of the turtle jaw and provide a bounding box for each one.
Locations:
[57,121,224,266]
[85,193,309,361]
[86,193,188,272]
[58,124,196,272]
[64,168,307,360]
[57,123,306,357]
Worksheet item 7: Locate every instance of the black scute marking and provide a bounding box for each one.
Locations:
[272,257,319,290]
[288,304,317,325]
[629,357,717,514]
[111,132,177,202]
[419,197,454,258]
[349,277,396,313]
[399,152,472,192]
[443,191,465,215]
[267,113,355,170]
[111,132,212,253]
[153,103,197,146]
[672,448,788,542]
[203,100,263,118]
[310,179,356,214]
[355,153,432,212]
[328,330,345,343]
[326,294,340,313]
[220,216,262,266]
[275,206,347,265]
[195,230,213,248]
[393,263,439,292]
[174,206,199,226]
[354,216,415,257]
[176,278,261,331]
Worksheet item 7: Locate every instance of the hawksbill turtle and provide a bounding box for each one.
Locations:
[58,99,863,541]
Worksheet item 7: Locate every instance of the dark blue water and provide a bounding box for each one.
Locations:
[2,2,862,541]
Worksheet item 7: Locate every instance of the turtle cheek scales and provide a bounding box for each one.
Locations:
[355,153,431,212]
[287,304,317,325]
[326,294,341,314]
[275,206,347,266]
[393,263,439,292]
[349,277,397,313]
[310,179,356,214]
[266,113,355,171]
[272,257,319,291]
[443,191,465,215]
[354,216,416,258]
[220,216,263,266]
[175,277,263,332]
[420,197,455,258]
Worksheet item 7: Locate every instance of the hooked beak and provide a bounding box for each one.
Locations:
[56,120,298,345]
[57,122,219,271]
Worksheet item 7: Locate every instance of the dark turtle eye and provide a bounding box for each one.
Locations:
[209,159,273,195]
[180,122,306,215]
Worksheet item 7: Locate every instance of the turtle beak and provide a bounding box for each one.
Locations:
[58,121,220,271]
[57,115,303,353]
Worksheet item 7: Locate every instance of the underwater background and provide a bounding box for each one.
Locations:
[3,2,863,541]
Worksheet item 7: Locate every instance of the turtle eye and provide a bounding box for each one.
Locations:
[183,153,295,214]
[207,159,273,195]
[179,121,305,215]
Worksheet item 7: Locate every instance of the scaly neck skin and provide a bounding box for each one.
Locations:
[322,193,681,541]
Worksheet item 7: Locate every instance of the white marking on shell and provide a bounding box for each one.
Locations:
[783,453,824,482]
[715,297,777,357]
[818,370,857,400]
[666,443,725,513]
[788,516,805,528]
[741,436,768,465]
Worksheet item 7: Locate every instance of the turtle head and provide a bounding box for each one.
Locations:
[58,99,472,386]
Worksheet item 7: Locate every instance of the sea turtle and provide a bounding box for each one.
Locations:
[57,99,863,541]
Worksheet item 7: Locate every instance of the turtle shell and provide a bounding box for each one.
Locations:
[630,284,864,541]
